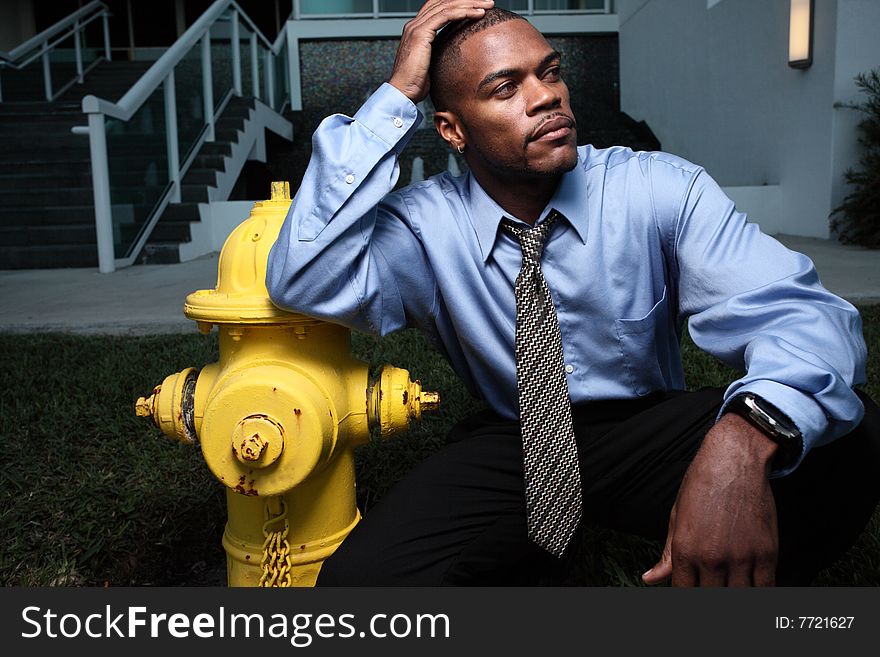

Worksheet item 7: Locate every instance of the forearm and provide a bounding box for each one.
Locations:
[266,84,423,333]
[668,168,867,471]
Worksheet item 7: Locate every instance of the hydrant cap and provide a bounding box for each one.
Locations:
[184,181,310,325]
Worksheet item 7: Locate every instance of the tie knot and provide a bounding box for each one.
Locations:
[502,212,560,265]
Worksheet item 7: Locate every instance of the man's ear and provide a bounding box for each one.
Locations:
[434,110,467,152]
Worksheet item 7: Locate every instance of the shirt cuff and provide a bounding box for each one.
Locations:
[353,82,423,152]
[718,379,828,477]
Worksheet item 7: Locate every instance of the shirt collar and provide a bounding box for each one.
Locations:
[467,155,589,263]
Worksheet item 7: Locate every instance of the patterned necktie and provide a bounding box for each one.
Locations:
[502,211,582,557]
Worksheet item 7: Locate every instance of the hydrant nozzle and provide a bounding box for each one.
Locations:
[368,365,441,438]
[134,368,198,444]
[135,390,158,420]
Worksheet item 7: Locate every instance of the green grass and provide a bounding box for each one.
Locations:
[1,306,877,586]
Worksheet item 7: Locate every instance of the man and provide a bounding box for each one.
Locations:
[266,1,880,586]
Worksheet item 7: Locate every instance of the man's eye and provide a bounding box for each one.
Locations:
[494,83,516,98]
[544,66,561,81]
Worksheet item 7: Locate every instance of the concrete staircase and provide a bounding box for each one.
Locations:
[0,60,282,270]
[0,60,155,269]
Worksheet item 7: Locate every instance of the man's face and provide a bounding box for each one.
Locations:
[445,19,578,179]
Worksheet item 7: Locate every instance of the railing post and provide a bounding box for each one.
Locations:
[164,70,181,203]
[86,112,115,273]
[74,20,84,83]
[231,10,242,96]
[201,32,215,141]
[42,43,53,101]
[250,31,259,99]
[265,49,275,110]
[287,22,300,110]
[103,12,112,61]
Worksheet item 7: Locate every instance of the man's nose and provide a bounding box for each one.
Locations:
[525,76,562,115]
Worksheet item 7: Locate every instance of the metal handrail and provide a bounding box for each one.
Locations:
[81,0,281,119]
[77,0,291,273]
[0,1,108,64]
[0,0,111,102]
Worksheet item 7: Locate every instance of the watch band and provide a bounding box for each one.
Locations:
[723,392,803,470]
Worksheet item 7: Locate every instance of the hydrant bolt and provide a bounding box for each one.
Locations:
[232,415,284,467]
[241,433,267,461]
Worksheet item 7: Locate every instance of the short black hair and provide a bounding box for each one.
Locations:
[428,7,527,112]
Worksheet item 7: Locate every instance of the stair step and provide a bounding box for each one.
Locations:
[181,185,210,202]
[0,170,165,189]
[0,102,82,116]
[143,220,192,242]
[0,205,97,226]
[0,244,98,269]
[0,157,89,173]
[214,127,243,142]
[0,187,96,206]
[0,119,84,135]
[199,141,234,156]
[0,143,89,160]
[0,224,96,247]
[181,169,217,186]
[160,203,201,222]
[191,153,228,169]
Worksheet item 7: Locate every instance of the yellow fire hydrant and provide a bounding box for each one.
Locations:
[135,182,439,587]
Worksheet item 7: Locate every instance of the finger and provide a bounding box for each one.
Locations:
[671,549,698,587]
[642,504,676,585]
[696,564,727,587]
[753,560,777,587]
[642,541,672,585]
[641,538,672,585]
[727,567,753,587]
[414,1,494,33]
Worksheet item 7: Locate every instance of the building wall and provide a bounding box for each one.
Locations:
[618,0,844,238]
[0,0,35,51]
[830,0,880,218]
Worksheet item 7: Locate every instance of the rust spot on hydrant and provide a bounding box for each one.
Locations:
[234,474,259,496]
[293,408,301,416]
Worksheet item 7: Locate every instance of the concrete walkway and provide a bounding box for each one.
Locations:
[0,234,878,335]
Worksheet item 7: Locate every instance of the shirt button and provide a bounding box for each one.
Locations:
[565,364,574,374]
[345,174,355,184]
[393,117,404,128]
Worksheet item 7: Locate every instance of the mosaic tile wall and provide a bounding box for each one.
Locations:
[264,34,656,194]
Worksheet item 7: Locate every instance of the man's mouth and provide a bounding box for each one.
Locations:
[529,115,575,143]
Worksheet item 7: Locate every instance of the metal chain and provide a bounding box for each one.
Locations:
[259,496,293,587]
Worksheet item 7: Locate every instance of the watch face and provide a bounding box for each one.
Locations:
[743,395,799,441]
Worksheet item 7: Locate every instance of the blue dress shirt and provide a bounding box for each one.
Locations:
[266,83,867,475]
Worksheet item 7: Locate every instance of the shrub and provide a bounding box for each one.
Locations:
[831,68,880,247]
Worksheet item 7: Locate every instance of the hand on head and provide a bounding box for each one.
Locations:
[389,1,495,103]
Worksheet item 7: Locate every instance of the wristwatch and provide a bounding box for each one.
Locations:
[723,392,803,470]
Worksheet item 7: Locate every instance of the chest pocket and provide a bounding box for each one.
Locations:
[614,285,670,396]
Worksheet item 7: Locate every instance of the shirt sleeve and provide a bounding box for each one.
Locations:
[265,83,437,336]
[657,160,868,476]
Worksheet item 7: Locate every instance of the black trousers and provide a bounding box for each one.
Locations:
[317,387,880,586]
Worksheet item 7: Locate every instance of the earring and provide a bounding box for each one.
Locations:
[457,144,464,154]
